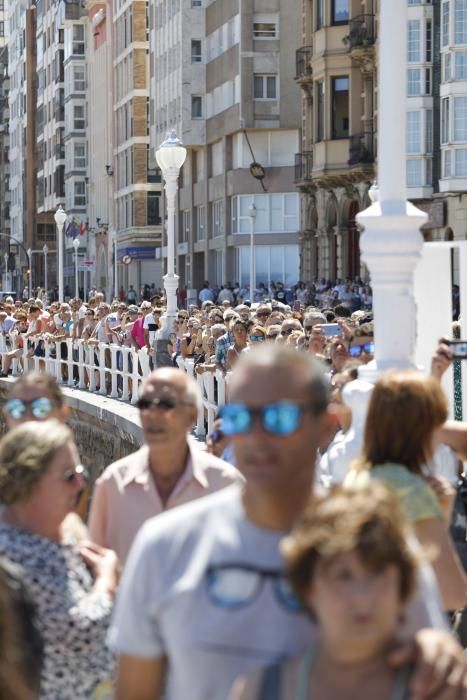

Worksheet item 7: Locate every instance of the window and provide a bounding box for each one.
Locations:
[181,210,191,243]
[73,143,86,168]
[407,68,421,95]
[0,22,4,37]
[444,149,452,177]
[74,181,86,206]
[331,76,349,139]
[407,111,421,154]
[454,96,467,140]
[253,74,277,100]
[407,159,422,186]
[442,98,450,143]
[426,110,433,153]
[456,148,467,175]
[317,0,325,28]
[73,104,85,130]
[191,95,203,119]
[317,80,325,141]
[231,194,299,234]
[332,0,349,24]
[253,20,277,38]
[426,19,432,61]
[236,244,299,288]
[445,52,452,80]
[73,64,85,92]
[72,24,85,55]
[191,40,202,63]
[196,206,205,241]
[455,51,467,78]
[191,0,202,6]
[212,200,224,237]
[147,192,161,225]
[456,0,467,43]
[443,2,450,46]
[408,20,421,62]
[425,68,432,94]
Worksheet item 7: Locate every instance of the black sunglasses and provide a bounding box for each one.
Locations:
[267,333,278,340]
[136,396,192,411]
[281,328,295,336]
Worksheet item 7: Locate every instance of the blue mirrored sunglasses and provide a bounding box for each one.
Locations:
[4,397,55,420]
[219,401,315,437]
[349,342,375,358]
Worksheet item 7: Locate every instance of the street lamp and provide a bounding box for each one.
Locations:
[248,201,257,302]
[42,244,49,303]
[54,205,67,303]
[27,247,32,299]
[73,238,80,298]
[155,130,187,334]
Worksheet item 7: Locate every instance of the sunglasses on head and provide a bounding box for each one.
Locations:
[4,397,56,420]
[281,328,294,336]
[267,333,278,340]
[136,396,188,411]
[349,342,375,358]
[249,335,265,342]
[219,401,317,437]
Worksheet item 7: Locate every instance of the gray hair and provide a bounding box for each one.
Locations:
[0,420,74,505]
[304,311,326,326]
[211,323,226,337]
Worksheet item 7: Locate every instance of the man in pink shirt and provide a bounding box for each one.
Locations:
[130,302,152,350]
[88,368,241,563]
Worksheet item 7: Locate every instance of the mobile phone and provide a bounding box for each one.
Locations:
[293,300,301,312]
[449,340,467,359]
[322,323,342,337]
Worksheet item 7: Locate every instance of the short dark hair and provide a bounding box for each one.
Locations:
[333,304,352,319]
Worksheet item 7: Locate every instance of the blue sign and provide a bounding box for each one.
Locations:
[117,247,157,261]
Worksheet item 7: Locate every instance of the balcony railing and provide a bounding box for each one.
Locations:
[348,132,376,167]
[294,151,313,183]
[295,45,313,80]
[348,14,376,50]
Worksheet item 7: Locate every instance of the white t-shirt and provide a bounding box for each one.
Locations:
[143,312,158,346]
[109,486,445,700]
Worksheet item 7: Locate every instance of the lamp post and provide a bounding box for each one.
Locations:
[27,248,32,299]
[42,244,49,302]
[248,201,257,302]
[356,0,427,381]
[155,130,187,332]
[73,238,80,298]
[54,206,67,303]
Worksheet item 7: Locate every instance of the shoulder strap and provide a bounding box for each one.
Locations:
[258,663,282,700]
[391,664,413,700]
[296,645,319,700]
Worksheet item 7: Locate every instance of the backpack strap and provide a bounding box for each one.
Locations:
[258,663,282,700]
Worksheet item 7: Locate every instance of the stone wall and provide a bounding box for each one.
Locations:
[0,379,144,487]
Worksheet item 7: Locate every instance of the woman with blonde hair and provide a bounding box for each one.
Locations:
[351,369,467,612]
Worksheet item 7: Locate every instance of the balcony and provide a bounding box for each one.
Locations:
[348,132,376,167]
[295,46,313,85]
[348,15,376,52]
[294,151,313,185]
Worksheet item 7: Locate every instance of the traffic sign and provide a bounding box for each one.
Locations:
[122,255,132,265]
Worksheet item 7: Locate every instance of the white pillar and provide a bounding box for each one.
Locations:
[356,0,427,382]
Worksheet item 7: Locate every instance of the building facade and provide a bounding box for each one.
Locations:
[150,0,302,297]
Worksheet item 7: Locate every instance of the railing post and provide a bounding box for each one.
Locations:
[77,340,86,389]
[98,343,107,395]
[109,344,119,399]
[66,338,74,387]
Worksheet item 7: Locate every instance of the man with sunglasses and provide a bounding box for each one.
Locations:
[88,368,240,564]
[111,346,467,700]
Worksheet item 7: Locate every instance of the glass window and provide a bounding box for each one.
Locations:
[456,148,467,174]
[73,64,85,92]
[74,181,86,206]
[426,19,432,61]
[407,111,421,154]
[407,68,421,95]
[196,205,205,241]
[408,20,421,62]
[332,76,349,139]
[317,80,325,141]
[73,104,85,130]
[332,0,349,24]
[253,74,277,99]
[425,110,433,153]
[73,143,86,168]
[212,200,224,237]
[72,24,85,55]
[454,96,467,140]
[253,22,277,38]
[442,97,450,143]
[147,192,161,225]
[191,40,202,63]
[455,51,467,77]
[317,0,325,29]
[443,2,450,46]
[456,0,467,43]
[233,194,299,234]
[445,52,452,80]
[407,159,422,186]
[444,149,452,177]
[191,95,202,119]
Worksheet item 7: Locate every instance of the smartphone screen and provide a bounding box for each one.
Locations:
[449,340,467,359]
[322,323,342,337]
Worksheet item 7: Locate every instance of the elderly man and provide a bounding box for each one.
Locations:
[110,346,467,700]
[88,368,240,563]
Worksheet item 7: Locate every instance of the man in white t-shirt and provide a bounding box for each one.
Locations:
[110,346,467,700]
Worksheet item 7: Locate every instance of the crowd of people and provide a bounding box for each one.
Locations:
[2,274,467,698]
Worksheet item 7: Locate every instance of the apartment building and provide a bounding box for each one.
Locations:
[150,0,302,294]
[296,0,441,282]
[0,10,11,290]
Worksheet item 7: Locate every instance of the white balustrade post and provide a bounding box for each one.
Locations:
[109,344,119,398]
[356,0,427,382]
[98,344,107,395]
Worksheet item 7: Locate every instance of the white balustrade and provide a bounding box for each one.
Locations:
[0,333,229,438]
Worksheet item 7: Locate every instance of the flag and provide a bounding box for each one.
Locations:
[65,219,80,238]
[80,219,89,236]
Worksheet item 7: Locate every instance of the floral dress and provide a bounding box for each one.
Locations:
[0,522,115,700]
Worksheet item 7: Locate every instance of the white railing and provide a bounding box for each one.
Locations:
[0,334,228,437]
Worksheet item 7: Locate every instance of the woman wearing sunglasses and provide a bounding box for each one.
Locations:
[349,370,467,613]
[248,325,266,346]
[0,420,118,699]
[230,483,419,700]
